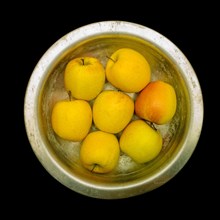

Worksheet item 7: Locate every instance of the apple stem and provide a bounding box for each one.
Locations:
[147,121,157,131]
[91,164,97,173]
[106,56,115,63]
[68,91,72,101]
[81,58,85,65]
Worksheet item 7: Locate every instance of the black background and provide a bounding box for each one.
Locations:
[5,2,216,217]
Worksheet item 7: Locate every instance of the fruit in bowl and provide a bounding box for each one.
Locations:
[51,99,92,142]
[106,48,151,93]
[135,80,177,125]
[51,49,176,169]
[80,130,120,174]
[64,56,105,101]
[92,90,134,134]
[119,120,163,164]
[24,21,203,199]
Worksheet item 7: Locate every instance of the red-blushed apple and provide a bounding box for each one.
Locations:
[135,80,177,124]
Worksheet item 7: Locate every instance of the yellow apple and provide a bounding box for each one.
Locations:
[51,99,92,142]
[105,48,151,93]
[135,80,177,124]
[80,131,120,174]
[92,90,134,134]
[64,56,105,101]
[119,120,163,164]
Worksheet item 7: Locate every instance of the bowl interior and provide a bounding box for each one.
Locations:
[39,33,189,185]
